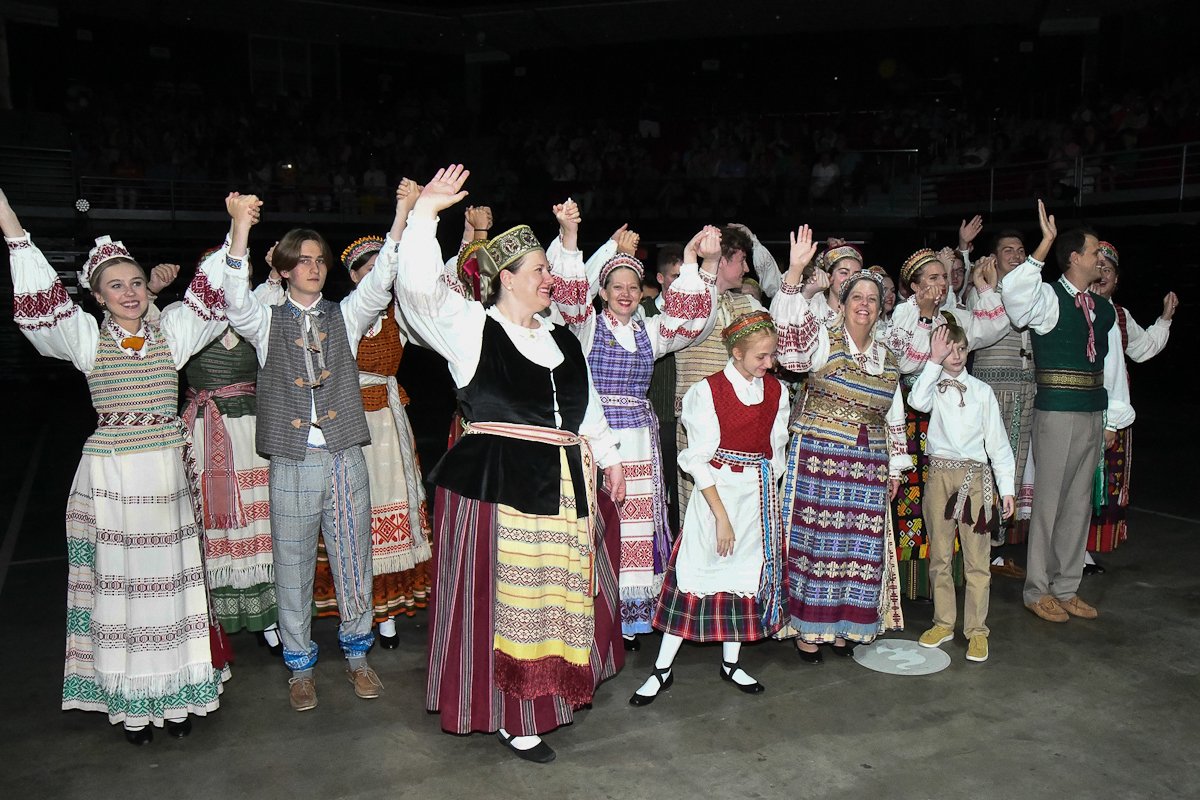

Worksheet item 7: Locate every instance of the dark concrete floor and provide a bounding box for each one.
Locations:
[1,365,1197,800]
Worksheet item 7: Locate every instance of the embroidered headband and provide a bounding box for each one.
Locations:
[481,224,543,272]
[1097,240,1119,267]
[599,254,645,286]
[900,248,941,285]
[817,244,863,274]
[722,310,776,349]
[80,235,137,290]
[341,236,384,271]
[838,269,885,305]
[867,265,890,280]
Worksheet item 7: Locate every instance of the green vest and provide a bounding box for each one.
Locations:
[1029,280,1113,413]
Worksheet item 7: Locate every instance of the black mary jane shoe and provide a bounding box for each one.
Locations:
[1082,561,1107,577]
[622,636,641,652]
[830,641,857,658]
[497,730,556,764]
[378,632,400,650]
[166,718,192,739]
[124,727,153,746]
[795,644,824,665]
[719,661,765,694]
[255,630,283,658]
[628,666,674,707]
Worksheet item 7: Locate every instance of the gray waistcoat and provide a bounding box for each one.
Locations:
[256,299,370,460]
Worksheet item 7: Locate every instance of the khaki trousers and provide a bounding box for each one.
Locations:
[924,464,992,637]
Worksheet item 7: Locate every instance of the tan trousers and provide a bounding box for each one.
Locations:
[924,464,992,637]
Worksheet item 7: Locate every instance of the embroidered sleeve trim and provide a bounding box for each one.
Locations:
[184,266,227,322]
[779,281,802,296]
[14,281,81,331]
[662,289,712,321]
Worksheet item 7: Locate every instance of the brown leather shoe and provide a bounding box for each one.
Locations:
[990,558,1026,580]
[346,665,384,699]
[1025,594,1069,623]
[1056,595,1099,619]
[288,676,317,712]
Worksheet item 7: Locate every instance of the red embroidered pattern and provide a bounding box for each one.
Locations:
[183,268,226,322]
[13,281,80,332]
[7,238,32,251]
[551,275,589,307]
[973,303,1007,320]
[777,314,820,369]
[663,289,712,321]
[779,281,802,295]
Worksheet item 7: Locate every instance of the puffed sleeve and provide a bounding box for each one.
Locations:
[678,378,721,491]
[960,287,1010,351]
[886,384,913,477]
[8,231,99,373]
[159,244,229,368]
[224,251,272,367]
[646,261,718,358]
[885,296,934,375]
[751,235,782,298]
[1122,307,1170,363]
[769,377,791,480]
[393,214,487,387]
[547,240,598,346]
[771,282,829,372]
[997,257,1059,334]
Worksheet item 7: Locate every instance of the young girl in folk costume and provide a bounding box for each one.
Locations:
[314,184,432,647]
[397,165,626,764]
[630,311,790,705]
[181,243,281,648]
[771,227,912,662]
[549,199,720,651]
[4,187,257,744]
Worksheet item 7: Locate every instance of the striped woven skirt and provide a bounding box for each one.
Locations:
[1087,426,1132,553]
[425,485,623,736]
[784,434,903,644]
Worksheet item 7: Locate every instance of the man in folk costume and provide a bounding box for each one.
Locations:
[998,202,1134,623]
[674,225,762,520]
[224,191,405,710]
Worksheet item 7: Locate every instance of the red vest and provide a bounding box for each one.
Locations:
[705,370,782,458]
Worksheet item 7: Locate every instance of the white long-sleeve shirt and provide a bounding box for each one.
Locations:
[998,257,1134,430]
[1111,301,1171,363]
[394,214,621,469]
[907,362,1017,497]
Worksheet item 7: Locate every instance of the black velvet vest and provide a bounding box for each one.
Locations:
[429,316,591,515]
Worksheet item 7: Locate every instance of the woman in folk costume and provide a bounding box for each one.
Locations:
[396,166,626,764]
[882,247,1008,598]
[1084,241,1178,567]
[181,243,281,649]
[771,226,913,662]
[629,311,789,705]
[3,188,258,744]
[549,202,720,652]
[309,181,433,648]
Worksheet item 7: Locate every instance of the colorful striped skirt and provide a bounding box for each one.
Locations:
[425,485,623,737]
[1087,426,1132,553]
[784,433,903,644]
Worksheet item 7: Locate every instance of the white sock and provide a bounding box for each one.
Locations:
[263,625,281,647]
[498,728,543,751]
[1084,551,1096,566]
[623,634,636,641]
[379,618,397,637]
[635,633,684,697]
[992,556,1005,566]
[166,715,186,724]
[721,642,758,686]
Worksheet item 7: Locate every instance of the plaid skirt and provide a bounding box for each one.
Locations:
[651,553,765,643]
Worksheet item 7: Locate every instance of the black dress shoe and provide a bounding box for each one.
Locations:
[719,661,765,694]
[166,718,192,738]
[795,644,824,665]
[497,730,556,763]
[124,727,153,746]
[830,642,856,658]
[629,666,673,706]
[1083,561,1107,577]
[379,632,399,650]
[255,630,283,657]
[622,636,641,652]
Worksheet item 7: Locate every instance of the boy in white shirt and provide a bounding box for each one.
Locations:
[909,320,1015,663]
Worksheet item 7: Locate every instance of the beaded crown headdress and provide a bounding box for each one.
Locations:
[816,244,863,274]
[722,310,776,349]
[838,269,885,305]
[341,236,384,271]
[900,248,941,285]
[1097,240,1119,267]
[599,254,645,286]
[79,235,137,290]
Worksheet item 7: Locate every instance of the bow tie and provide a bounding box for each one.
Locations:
[936,377,967,407]
[120,336,146,351]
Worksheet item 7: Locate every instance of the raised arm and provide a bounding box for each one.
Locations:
[730,222,781,298]
[998,201,1060,333]
[647,227,719,357]
[772,224,828,371]
[546,198,597,329]
[959,256,1009,350]
[342,181,417,345]
[3,187,99,372]
[1123,297,1175,362]
[223,194,273,363]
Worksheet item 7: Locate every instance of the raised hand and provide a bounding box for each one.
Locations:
[1162,291,1179,321]
[916,282,941,318]
[552,197,581,234]
[935,246,956,272]
[396,177,422,211]
[958,214,983,252]
[826,236,847,249]
[466,205,493,234]
[413,164,470,220]
[1037,199,1056,242]
[973,255,999,291]
[609,223,629,242]
[788,224,818,274]
[683,227,708,263]
[802,268,830,300]
[615,227,640,256]
[226,192,263,227]
[929,325,951,365]
[147,263,180,295]
[696,226,723,262]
